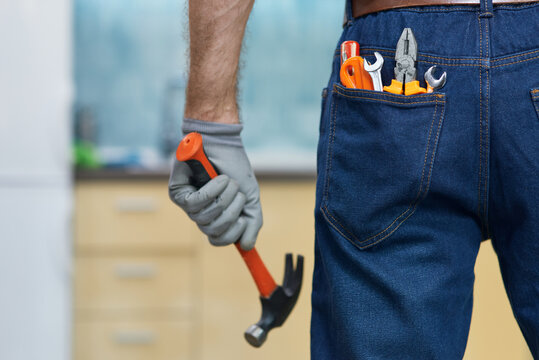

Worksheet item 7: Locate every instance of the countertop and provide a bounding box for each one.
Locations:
[75,168,316,182]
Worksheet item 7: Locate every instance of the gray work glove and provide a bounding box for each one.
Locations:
[169,118,262,250]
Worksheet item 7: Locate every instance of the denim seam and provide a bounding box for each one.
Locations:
[322,90,338,213]
[492,48,539,63]
[352,6,479,22]
[342,46,481,65]
[419,54,476,62]
[491,55,539,68]
[495,2,539,10]
[477,9,491,239]
[362,48,483,67]
[357,44,539,68]
[420,60,481,67]
[344,0,353,27]
[321,93,445,249]
[320,89,358,244]
[393,7,479,13]
[362,48,482,63]
[484,14,491,238]
[332,95,441,105]
[314,230,337,339]
[361,48,539,67]
[531,89,539,119]
[321,206,359,248]
[478,14,484,236]
[333,86,443,104]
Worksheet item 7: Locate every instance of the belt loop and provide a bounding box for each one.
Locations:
[480,0,494,17]
[343,0,354,27]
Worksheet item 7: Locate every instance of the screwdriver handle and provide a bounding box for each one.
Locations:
[341,40,359,64]
[176,132,277,298]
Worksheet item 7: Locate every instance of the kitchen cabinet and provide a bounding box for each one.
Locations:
[73,177,531,359]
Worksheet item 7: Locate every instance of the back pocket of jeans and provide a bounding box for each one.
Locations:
[531,88,539,119]
[320,84,446,249]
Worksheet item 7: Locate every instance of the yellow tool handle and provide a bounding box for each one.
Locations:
[405,80,427,95]
[383,79,404,95]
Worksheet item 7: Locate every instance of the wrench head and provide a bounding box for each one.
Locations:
[424,65,447,90]
[363,52,384,72]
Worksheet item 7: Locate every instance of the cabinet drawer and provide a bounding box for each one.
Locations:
[75,182,198,251]
[75,256,193,316]
[74,320,193,360]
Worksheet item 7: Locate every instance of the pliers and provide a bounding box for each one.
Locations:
[383,28,427,95]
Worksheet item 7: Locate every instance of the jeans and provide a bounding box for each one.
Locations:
[311,1,539,358]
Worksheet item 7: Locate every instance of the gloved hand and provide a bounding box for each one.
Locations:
[169,118,262,250]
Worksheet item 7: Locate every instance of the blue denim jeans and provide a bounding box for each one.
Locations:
[312,1,539,358]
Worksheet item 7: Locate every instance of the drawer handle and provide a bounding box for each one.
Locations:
[115,197,157,213]
[113,330,156,345]
[114,264,157,279]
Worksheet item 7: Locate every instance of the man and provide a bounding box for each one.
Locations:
[170,0,539,358]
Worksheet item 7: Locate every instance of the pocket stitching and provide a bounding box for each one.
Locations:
[362,99,442,245]
[532,89,539,118]
[322,88,337,212]
[333,84,446,103]
[321,91,446,249]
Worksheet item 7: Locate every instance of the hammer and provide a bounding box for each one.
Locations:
[176,132,304,347]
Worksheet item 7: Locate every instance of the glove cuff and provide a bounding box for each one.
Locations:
[182,118,244,147]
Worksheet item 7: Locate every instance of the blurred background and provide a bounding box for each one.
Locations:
[0,0,532,359]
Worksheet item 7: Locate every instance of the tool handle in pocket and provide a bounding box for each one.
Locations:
[176,132,277,298]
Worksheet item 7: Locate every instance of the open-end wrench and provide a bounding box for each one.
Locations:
[363,52,384,91]
[424,65,447,93]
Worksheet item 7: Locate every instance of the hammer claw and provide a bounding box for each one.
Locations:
[283,254,303,294]
[283,253,293,286]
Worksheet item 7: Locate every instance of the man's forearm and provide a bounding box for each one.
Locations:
[185,0,254,124]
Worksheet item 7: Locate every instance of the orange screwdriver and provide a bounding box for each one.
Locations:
[339,40,374,90]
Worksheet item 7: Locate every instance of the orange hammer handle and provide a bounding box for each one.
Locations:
[234,244,277,298]
[176,132,277,298]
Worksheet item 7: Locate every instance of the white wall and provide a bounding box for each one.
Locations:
[0,0,72,183]
[0,1,72,359]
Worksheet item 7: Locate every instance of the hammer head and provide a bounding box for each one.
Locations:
[244,253,304,347]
